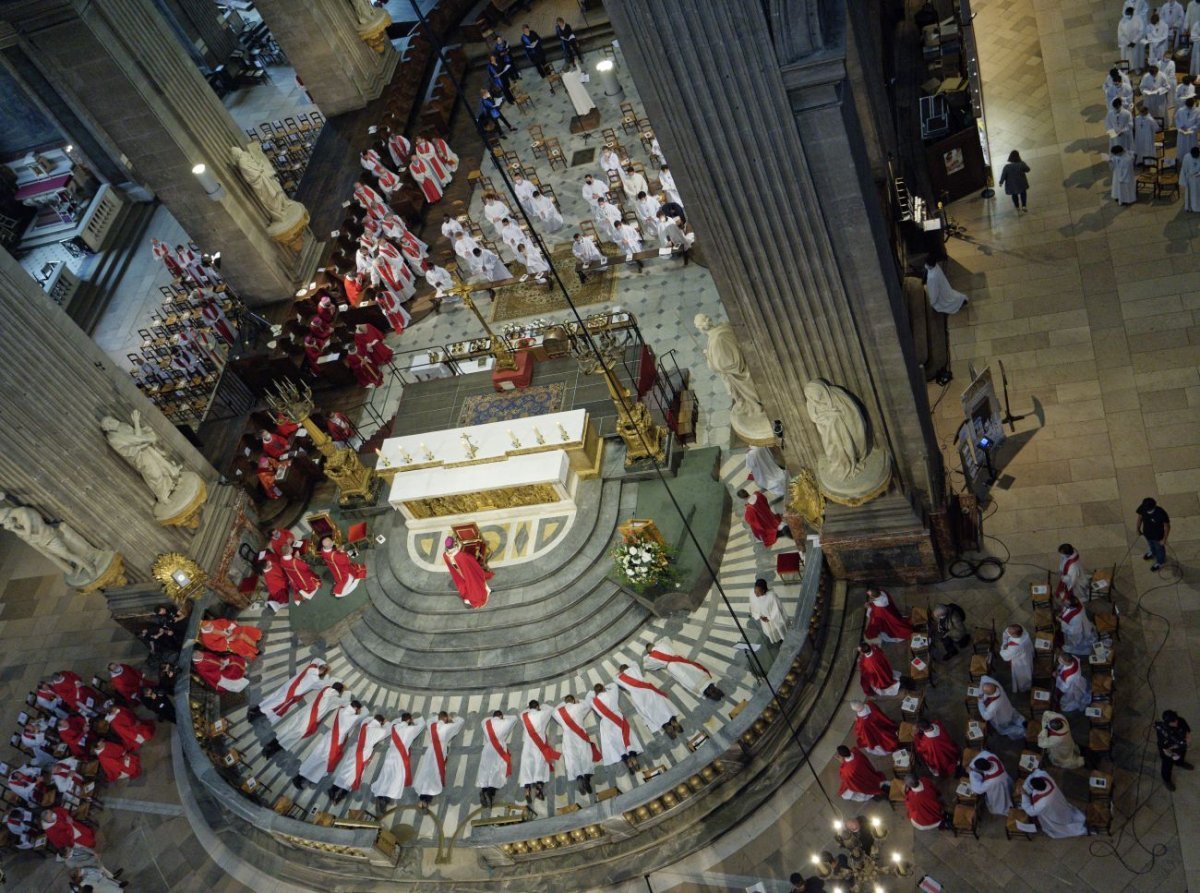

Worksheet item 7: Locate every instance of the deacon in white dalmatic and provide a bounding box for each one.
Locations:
[263,682,348,757]
[251,659,329,723]
[615,663,684,739]
[372,712,426,811]
[292,699,364,789]
[587,683,642,776]
[517,700,559,805]
[328,713,388,803]
[414,711,464,809]
[476,710,517,808]
[643,638,726,702]
[553,695,600,795]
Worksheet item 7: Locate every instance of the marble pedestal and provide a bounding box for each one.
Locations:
[819,493,942,585]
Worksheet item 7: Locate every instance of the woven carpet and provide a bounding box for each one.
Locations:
[457,382,566,426]
[490,247,615,322]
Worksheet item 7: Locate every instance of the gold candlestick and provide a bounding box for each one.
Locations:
[461,433,478,459]
[508,429,521,449]
[533,426,545,445]
[420,442,434,462]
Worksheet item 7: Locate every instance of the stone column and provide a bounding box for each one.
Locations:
[160,0,239,68]
[0,0,320,306]
[252,0,397,116]
[0,248,219,584]
[606,0,943,511]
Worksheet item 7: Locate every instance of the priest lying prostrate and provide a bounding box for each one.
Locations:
[914,719,961,778]
[857,642,902,698]
[327,713,388,803]
[736,487,790,547]
[750,579,787,645]
[904,775,945,831]
[588,682,643,776]
[293,699,365,790]
[616,663,684,740]
[373,713,426,814]
[643,638,726,702]
[849,699,900,756]
[263,681,347,758]
[1037,712,1085,769]
[999,623,1034,693]
[835,745,888,802]
[967,751,1012,816]
[414,711,464,810]
[976,676,1027,739]
[1021,770,1087,838]
[518,700,559,805]
[477,709,517,808]
[248,659,329,722]
[1055,654,1092,713]
[864,588,913,643]
[192,650,249,693]
[554,695,601,796]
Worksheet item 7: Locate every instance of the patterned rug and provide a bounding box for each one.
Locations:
[457,382,566,426]
[490,246,615,323]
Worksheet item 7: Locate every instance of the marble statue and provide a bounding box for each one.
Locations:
[803,380,868,479]
[802,379,890,505]
[231,144,293,223]
[101,410,182,504]
[350,0,381,25]
[694,314,774,443]
[0,495,107,580]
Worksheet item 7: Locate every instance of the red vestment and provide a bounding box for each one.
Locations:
[854,702,900,753]
[107,706,155,750]
[42,806,95,850]
[269,528,296,557]
[199,618,262,658]
[343,275,364,306]
[58,716,90,758]
[261,556,292,608]
[346,352,384,388]
[109,664,144,702]
[192,651,247,691]
[94,739,141,781]
[444,546,493,609]
[256,456,283,499]
[865,594,913,641]
[838,748,886,798]
[905,782,944,828]
[858,648,896,696]
[280,552,321,599]
[409,156,443,202]
[321,546,367,597]
[262,432,290,459]
[914,721,961,777]
[743,493,781,546]
[354,324,394,366]
[326,412,355,444]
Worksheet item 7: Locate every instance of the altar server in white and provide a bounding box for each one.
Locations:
[999,624,1034,692]
[263,682,347,757]
[414,711,464,808]
[616,663,684,739]
[1021,770,1087,838]
[1118,7,1146,71]
[1183,146,1200,211]
[476,710,517,808]
[924,258,967,314]
[587,683,642,775]
[328,713,387,803]
[745,446,789,501]
[1108,145,1136,205]
[499,218,525,255]
[530,190,564,233]
[251,659,329,723]
[1054,654,1092,713]
[644,638,726,701]
[968,751,1012,816]
[554,695,600,795]
[1105,98,1135,152]
[517,701,558,804]
[595,197,623,244]
[1132,105,1161,164]
[472,246,511,283]
[372,713,426,811]
[750,579,788,644]
[572,233,605,267]
[512,173,537,214]
[293,699,364,789]
[976,677,1026,739]
[516,243,551,282]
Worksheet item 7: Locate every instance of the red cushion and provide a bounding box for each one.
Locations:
[347,522,368,541]
[776,552,802,573]
[237,574,259,593]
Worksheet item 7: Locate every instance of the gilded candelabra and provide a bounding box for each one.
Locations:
[438,274,517,371]
[573,328,665,466]
[809,816,913,893]
[266,379,377,504]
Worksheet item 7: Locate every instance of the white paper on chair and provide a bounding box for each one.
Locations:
[1016,820,1038,833]
[901,696,919,713]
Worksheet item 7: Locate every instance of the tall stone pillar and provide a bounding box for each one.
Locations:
[252,0,397,116]
[606,0,943,512]
[0,248,218,584]
[0,0,320,306]
[160,0,239,68]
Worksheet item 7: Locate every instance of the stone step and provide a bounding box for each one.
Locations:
[64,198,156,334]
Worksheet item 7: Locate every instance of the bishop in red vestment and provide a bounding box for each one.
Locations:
[904,777,945,830]
[320,536,367,598]
[444,537,493,608]
[92,739,141,781]
[914,719,961,777]
[737,488,786,547]
[353,323,394,366]
[864,588,913,642]
[850,699,900,755]
[104,705,155,751]
[41,806,96,850]
[192,650,249,692]
[836,745,887,801]
[857,643,901,697]
[107,663,145,703]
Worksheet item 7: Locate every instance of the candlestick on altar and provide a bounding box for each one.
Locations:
[557,422,569,441]
[508,428,521,449]
[420,442,434,462]
[399,448,413,464]
[461,432,478,459]
[533,426,545,445]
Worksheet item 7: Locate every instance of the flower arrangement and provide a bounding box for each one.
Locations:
[612,535,677,593]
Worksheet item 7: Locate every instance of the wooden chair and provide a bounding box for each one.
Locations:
[972,621,995,655]
[619,101,639,134]
[910,599,931,634]
[965,718,988,747]
[968,652,991,683]
[1089,567,1114,602]
[528,124,546,158]
[514,90,534,113]
[304,512,341,553]
[952,801,979,838]
[1088,728,1112,762]
[345,521,370,553]
[1135,163,1158,198]
[546,138,567,171]
[1032,608,1055,634]
[1094,606,1120,641]
[1005,807,1036,840]
[1030,577,1052,610]
[601,127,619,147]
[1089,770,1114,801]
[1030,687,1052,718]
[1157,161,1180,200]
[1086,799,1113,835]
[900,691,924,723]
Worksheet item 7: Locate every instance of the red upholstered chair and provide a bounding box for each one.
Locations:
[451,523,489,568]
[776,551,803,583]
[491,349,534,392]
[345,522,370,551]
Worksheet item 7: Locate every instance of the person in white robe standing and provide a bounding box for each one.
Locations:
[1054,654,1092,713]
[452,231,479,267]
[999,624,1034,692]
[621,165,648,202]
[517,701,558,804]
[581,175,608,211]
[441,214,464,244]
[414,711,463,808]
[264,682,347,757]
[924,258,967,314]
[482,194,511,234]
[615,221,643,256]
[1178,96,1199,159]
[293,700,364,789]
[516,243,551,281]
[1164,0,1186,45]
[1183,146,1200,210]
[530,190,564,233]
[1055,544,1089,602]
[658,165,682,206]
[1118,7,1146,70]
[1037,712,1085,768]
[976,677,1027,739]
[423,259,455,294]
[499,218,525,256]
[1148,12,1170,66]
[1141,66,1172,119]
[968,751,1012,816]
[328,713,387,803]
[1103,68,1133,106]
[1108,145,1137,204]
[553,695,600,795]
[1133,105,1161,164]
[472,247,511,283]
[599,146,622,178]
[750,579,788,644]
[572,232,606,269]
[512,174,537,214]
[1187,0,1200,37]
[616,663,684,739]
[587,684,642,775]
[745,446,789,501]
[1021,771,1087,838]
[635,193,661,242]
[644,638,726,701]
[1059,595,1098,656]
[1193,18,1200,75]
[251,660,328,723]
[476,710,517,808]
[1105,98,1135,151]
[596,197,623,245]
[372,713,426,811]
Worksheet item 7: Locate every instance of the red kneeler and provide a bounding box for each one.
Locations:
[491,350,534,392]
[776,551,803,583]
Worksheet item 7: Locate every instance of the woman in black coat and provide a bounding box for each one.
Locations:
[999,150,1031,212]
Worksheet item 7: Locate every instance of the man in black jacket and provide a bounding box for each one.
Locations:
[556,18,584,68]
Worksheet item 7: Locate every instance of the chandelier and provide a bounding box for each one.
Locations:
[809,815,913,893]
